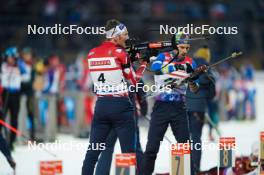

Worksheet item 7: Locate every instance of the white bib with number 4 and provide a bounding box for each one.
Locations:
[88,57,128,95]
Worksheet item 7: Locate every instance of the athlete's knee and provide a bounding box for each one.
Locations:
[145,140,161,155]
[178,135,190,143]
[84,149,100,164]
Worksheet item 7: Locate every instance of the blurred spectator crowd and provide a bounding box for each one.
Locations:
[215,63,256,121]
[0,47,95,150]
[0,0,259,150]
[0,45,256,150]
[0,0,264,67]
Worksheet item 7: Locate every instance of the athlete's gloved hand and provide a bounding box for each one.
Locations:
[127,48,138,62]
[188,81,199,93]
[187,64,207,81]
[185,63,194,73]
[174,64,185,70]
[174,63,194,72]
[140,49,151,63]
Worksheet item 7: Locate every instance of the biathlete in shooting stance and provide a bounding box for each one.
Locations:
[82,19,148,175]
[143,32,201,175]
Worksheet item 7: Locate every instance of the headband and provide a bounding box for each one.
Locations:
[176,32,190,44]
[105,23,127,39]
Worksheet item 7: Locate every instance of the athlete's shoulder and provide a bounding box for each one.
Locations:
[112,46,127,57]
[163,52,172,58]
[86,47,98,59]
[185,56,193,63]
[111,46,129,65]
[87,42,110,58]
[184,56,193,64]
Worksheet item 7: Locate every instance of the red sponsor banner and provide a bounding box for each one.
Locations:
[260,132,264,142]
[40,160,63,175]
[171,143,191,156]
[116,153,136,167]
[219,137,236,149]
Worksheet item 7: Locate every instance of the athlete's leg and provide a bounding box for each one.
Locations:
[0,133,15,169]
[170,102,191,174]
[0,133,12,161]
[143,101,170,175]
[26,94,36,140]
[82,99,112,175]
[188,111,205,175]
[95,129,117,175]
[113,109,136,153]
[170,102,190,143]
[135,119,144,175]
[9,92,20,149]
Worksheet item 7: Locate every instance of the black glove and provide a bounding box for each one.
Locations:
[140,48,151,63]
[185,63,194,73]
[127,48,138,62]
[174,64,185,70]
[187,65,207,81]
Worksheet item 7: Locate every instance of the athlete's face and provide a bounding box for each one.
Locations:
[7,56,16,65]
[177,44,190,58]
[22,52,32,63]
[115,30,129,48]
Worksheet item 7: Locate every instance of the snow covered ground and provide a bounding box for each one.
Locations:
[1,72,264,175]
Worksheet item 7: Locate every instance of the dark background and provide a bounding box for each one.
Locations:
[0,0,264,67]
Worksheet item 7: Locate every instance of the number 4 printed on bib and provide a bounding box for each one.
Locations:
[98,73,106,83]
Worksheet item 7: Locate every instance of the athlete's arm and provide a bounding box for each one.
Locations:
[115,48,147,85]
[151,53,177,74]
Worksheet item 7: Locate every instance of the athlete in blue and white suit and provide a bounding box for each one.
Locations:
[143,32,199,175]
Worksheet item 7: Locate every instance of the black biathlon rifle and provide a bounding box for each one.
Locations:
[144,51,243,99]
[181,51,243,84]
[125,35,210,64]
